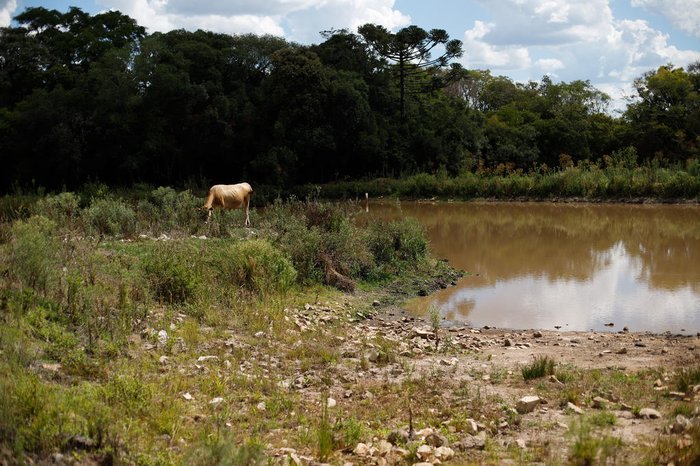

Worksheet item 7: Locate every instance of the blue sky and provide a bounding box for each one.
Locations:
[3,0,699,110]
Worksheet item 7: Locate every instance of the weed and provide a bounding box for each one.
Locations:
[83,197,137,237]
[7,216,59,294]
[522,355,556,380]
[674,365,700,393]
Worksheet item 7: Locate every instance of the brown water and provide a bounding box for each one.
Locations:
[366,201,700,334]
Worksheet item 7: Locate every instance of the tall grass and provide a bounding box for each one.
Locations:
[304,159,700,201]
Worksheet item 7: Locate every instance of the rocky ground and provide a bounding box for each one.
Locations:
[138,292,700,465]
[30,267,698,465]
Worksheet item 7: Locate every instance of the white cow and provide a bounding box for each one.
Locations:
[203,183,253,226]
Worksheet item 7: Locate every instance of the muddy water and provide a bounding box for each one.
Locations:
[366,201,700,334]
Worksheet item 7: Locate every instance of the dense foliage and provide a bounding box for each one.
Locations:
[1,7,699,193]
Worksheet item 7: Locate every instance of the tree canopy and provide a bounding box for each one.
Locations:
[0,7,698,192]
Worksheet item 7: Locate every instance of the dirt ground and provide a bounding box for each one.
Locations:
[304,297,700,465]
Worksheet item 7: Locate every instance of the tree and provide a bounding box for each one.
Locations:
[625,64,700,164]
[357,24,463,117]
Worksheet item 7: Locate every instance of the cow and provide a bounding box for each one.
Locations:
[203,183,253,226]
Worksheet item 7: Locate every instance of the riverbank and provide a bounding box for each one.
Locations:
[1,191,699,465]
[285,167,700,205]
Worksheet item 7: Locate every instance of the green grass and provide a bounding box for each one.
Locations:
[521,355,556,380]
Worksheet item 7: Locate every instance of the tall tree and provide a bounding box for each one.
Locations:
[357,24,463,117]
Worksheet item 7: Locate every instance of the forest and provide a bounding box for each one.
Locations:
[1,6,699,193]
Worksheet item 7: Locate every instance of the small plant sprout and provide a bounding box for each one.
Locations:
[428,304,440,350]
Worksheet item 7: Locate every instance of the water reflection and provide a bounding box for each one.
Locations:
[366,201,700,333]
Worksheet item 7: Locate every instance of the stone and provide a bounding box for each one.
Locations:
[592,396,609,409]
[257,401,266,411]
[671,415,693,434]
[533,331,543,338]
[638,408,662,419]
[425,432,447,447]
[157,330,168,345]
[464,418,479,435]
[353,443,370,457]
[377,440,392,456]
[516,395,542,414]
[182,392,194,401]
[504,338,513,347]
[454,431,487,451]
[387,429,409,446]
[327,397,336,408]
[567,402,584,414]
[209,397,224,405]
[434,446,455,460]
[416,445,433,460]
[616,347,628,354]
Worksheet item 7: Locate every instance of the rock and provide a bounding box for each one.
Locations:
[516,395,542,414]
[387,429,409,446]
[254,331,265,338]
[197,355,218,362]
[256,401,266,411]
[671,415,692,433]
[209,397,224,405]
[464,418,479,435]
[377,440,392,456]
[413,328,433,339]
[372,300,381,307]
[425,432,448,447]
[567,402,584,414]
[454,431,487,451]
[616,347,628,354]
[416,444,433,460]
[434,446,455,461]
[592,396,609,409]
[157,330,168,345]
[638,408,662,419]
[533,331,543,338]
[67,435,96,450]
[182,392,194,401]
[439,357,458,366]
[504,338,513,347]
[515,438,527,449]
[327,397,336,408]
[354,443,370,457]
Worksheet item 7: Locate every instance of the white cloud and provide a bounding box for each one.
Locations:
[535,57,565,71]
[631,0,700,39]
[459,0,700,109]
[0,0,17,27]
[464,20,531,69]
[97,0,410,41]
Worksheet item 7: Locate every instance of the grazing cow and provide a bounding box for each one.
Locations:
[203,183,253,226]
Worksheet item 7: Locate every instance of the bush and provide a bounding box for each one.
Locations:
[522,355,556,380]
[142,242,200,304]
[137,187,203,234]
[219,239,296,296]
[8,216,59,294]
[368,218,427,266]
[83,198,137,237]
[31,192,80,226]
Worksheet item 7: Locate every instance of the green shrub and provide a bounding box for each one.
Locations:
[8,216,59,294]
[83,198,137,237]
[142,242,200,304]
[31,192,80,225]
[219,239,297,295]
[522,355,556,380]
[368,218,427,266]
[137,187,203,234]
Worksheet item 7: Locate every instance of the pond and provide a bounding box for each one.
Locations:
[365,200,700,334]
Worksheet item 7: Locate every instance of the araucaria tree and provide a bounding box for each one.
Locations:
[358,24,463,117]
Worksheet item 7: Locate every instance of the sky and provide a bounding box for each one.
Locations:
[2,0,700,111]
